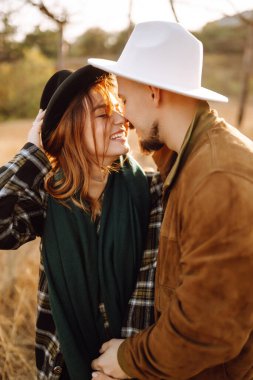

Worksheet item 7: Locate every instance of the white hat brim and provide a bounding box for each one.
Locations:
[88,58,228,103]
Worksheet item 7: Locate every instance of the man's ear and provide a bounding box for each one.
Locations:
[149,86,161,106]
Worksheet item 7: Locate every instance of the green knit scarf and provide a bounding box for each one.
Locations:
[42,156,150,379]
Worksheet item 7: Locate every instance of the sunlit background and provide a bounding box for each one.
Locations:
[0,0,253,378]
[3,0,253,40]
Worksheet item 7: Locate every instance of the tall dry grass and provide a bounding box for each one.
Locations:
[0,240,39,380]
[0,121,40,379]
[0,98,252,378]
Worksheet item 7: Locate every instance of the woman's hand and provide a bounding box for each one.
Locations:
[27,109,46,149]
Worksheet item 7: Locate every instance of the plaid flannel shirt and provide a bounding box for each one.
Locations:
[0,143,163,379]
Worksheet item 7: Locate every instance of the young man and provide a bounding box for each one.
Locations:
[88,21,253,380]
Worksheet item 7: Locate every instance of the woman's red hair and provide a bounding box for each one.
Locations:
[44,74,117,219]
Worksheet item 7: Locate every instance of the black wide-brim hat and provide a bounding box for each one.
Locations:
[40,69,72,111]
[41,64,108,148]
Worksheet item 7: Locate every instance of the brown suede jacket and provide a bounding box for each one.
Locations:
[118,103,253,380]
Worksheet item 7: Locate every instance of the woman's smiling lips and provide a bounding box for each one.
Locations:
[110,129,127,142]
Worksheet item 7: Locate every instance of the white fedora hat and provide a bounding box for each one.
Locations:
[88,21,228,103]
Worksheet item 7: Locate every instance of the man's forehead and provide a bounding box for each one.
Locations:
[116,76,127,88]
[117,76,137,93]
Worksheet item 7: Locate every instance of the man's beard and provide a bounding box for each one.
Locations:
[139,121,164,154]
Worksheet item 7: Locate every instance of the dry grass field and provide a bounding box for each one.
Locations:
[0,98,252,379]
[0,120,41,379]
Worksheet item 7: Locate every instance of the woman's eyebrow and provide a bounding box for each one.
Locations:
[92,103,106,111]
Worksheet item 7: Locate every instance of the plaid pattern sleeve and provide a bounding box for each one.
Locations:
[36,253,64,380]
[35,171,163,379]
[121,172,163,337]
[0,143,50,249]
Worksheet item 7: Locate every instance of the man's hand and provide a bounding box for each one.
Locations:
[91,371,119,379]
[91,339,131,379]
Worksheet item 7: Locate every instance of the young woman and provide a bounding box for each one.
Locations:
[0,65,163,379]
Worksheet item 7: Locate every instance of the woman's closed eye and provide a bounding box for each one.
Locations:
[95,107,110,119]
[96,113,108,118]
[93,103,110,119]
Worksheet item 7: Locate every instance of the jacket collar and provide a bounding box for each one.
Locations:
[153,101,221,194]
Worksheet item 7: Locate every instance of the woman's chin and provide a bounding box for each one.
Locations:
[110,143,130,158]
[104,148,130,165]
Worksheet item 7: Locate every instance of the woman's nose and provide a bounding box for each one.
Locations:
[111,110,126,125]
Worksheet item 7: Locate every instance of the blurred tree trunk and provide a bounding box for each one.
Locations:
[25,0,67,70]
[127,0,134,36]
[237,23,253,128]
[57,22,64,70]
[169,0,179,22]
[169,1,253,129]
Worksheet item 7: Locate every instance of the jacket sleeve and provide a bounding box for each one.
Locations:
[0,143,51,249]
[117,171,253,379]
